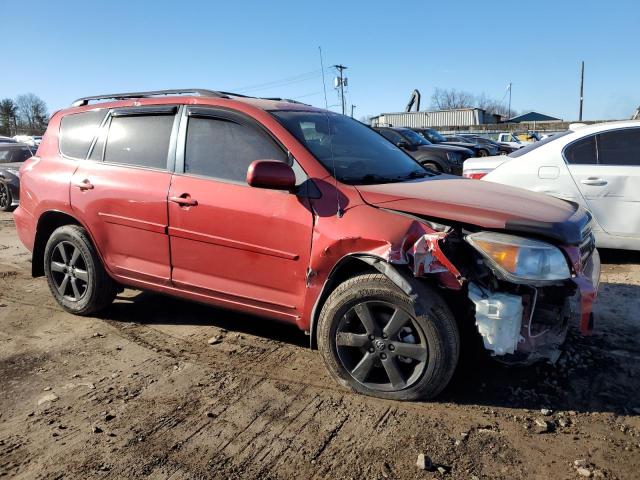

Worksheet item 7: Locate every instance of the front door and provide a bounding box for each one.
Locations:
[70,106,178,284]
[167,107,313,322]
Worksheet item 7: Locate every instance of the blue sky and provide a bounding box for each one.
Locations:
[2,0,639,121]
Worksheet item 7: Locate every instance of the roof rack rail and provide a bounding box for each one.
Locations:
[71,89,227,107]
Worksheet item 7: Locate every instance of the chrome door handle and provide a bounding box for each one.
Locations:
[72,179,94,190]
[169,195,198,206]
[580,178,607,186]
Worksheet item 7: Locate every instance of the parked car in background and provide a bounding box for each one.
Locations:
[14,88,599,401]
[443,134,500,157]
[495,132,532,149]
[460,134,518,155]
[412,128,496,157]
[469,121,640,250]
[374,127,472,174]
[13,135,42,147]
[0,142,35,211]
[0,136,18,143]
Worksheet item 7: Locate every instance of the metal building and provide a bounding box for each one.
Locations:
[370,108,501,128]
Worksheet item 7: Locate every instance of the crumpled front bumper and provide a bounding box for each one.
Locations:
[573,248,601,335]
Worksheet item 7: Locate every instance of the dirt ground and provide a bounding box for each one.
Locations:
[1,211,639,480]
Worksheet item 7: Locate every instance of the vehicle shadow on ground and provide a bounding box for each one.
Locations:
[102,290,310,348]
[101,283,639,416]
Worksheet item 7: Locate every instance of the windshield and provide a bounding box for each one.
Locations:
[272,111,435,184]
[399,129,430,146]
[508,130,572,158]
[422,128,446,143]
[0,146,32,163]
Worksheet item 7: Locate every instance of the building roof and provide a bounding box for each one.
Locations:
[508,111,561,123]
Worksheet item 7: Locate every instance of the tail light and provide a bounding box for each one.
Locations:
[463,171,489,179]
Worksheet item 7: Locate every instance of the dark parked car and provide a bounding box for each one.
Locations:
[413,128,498,157]
[458,134,518,155]
[14,88,599,401]
[374,127,472,174]
[0,143,35,211]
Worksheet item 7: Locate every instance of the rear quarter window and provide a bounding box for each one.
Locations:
[59,110,107,159]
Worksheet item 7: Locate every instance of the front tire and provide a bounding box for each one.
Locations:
[477,149,489,157]
[422,161,441,172]
[317,273,459,400]
[0,182,13,212]
[44,225,117,315]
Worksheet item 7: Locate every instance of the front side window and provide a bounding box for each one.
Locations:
[564,135,597,165]
[104,114,174,169]
[596,128,640,166]
[272,111,432,185]
[184,116,286,182]
[59,109,107,159]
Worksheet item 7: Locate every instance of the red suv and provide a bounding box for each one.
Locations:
[14,89,600,400]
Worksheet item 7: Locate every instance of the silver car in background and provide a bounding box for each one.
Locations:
[463,121,640,250]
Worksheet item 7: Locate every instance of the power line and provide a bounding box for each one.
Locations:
[232,68,332,94]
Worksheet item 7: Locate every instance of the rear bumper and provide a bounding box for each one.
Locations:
[13,205,35,252]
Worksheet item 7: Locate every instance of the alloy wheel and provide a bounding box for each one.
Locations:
[0,183,9,209]
[50,241,89,301]
[335,301,428,392]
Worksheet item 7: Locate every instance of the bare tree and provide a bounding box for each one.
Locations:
[430,88,515,118]
[430,88,475,110]
[0,99,18,136]
[15,93,48,134]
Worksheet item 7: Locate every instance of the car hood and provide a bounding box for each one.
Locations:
[0,162,24,169]
[421,144,472,154]
[442,141,479,150]
[355,176,589,244]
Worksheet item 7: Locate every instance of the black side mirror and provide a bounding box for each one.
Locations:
[396,141,409,149]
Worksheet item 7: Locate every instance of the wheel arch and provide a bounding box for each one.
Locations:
[416,156,446,171]
[308,254,431,349]
[32,210,86,277]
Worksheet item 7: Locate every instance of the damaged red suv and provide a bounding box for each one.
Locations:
[14,89,600,400]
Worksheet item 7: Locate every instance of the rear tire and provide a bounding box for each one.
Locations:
[317,273,459,401]
[44,225,117,315]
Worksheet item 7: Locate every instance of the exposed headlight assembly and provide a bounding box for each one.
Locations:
[446,152,460,163]
[466,231,570,283]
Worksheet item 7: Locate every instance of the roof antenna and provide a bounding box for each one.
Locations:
[319,46,343,218]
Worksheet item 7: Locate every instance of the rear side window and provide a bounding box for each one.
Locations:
[596,128,640,166]
[565,135,597,164]
[104,115,174,169]
[185,116,285,183]
[59,110,107,159]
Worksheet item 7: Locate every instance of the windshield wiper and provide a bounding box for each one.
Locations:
[342,173,397,184]
[395,170,434,180]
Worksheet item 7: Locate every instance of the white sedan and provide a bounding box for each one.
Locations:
[463,121,640,250]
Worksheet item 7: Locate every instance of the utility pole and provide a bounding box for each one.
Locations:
[332,64,348,115]
[508,82,512,120]
[350,104,356,117]
[579,61,585,121]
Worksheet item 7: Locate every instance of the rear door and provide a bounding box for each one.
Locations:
[167,107,313,322]
[566,127,640,237]
[70,105,178,284]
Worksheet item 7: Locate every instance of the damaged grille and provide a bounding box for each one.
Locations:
[579,223,596,264]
